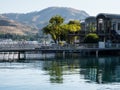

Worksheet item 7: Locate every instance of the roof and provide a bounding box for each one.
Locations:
[85,16,96,19]
[96,13,120,19]
[85,16,96,22]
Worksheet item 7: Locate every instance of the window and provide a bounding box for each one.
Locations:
[99,19,103,23]
[118,23,120,30]
[98,19,104,31]
[112,23,116,30]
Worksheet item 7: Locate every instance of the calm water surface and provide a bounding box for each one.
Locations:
[0,55,120,90]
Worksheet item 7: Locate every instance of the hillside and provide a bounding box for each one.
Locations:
[2,7,89,29]
[0,15,38,35]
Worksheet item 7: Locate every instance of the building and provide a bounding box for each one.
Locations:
[79,16,96,43]
[96,13,120,42]
[79,13,120,43]
[85,16,96,33]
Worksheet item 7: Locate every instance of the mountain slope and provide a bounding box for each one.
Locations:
[0,15,38,35]
[2,7,89,29]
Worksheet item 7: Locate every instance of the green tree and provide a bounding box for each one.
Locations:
[68,20,81,32]
[49,15,64,25]
[67,20,81,44]
[43,15,64,43]
[60,24,69,41]
[84,33,99,43]
[43,17,81,44]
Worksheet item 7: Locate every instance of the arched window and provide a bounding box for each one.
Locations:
[98,19,104,31]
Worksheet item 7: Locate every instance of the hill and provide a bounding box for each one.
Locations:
[2,7,89,29]
[0,15,38,36]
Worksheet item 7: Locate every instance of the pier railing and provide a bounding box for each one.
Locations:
[0,42,120,50]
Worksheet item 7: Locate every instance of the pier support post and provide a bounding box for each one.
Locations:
[96,50,99,57]
[18,52,20,60]
[18,51,26,60]
[63,51,65,58]
[12,52,14,60]
[2,52,5,60]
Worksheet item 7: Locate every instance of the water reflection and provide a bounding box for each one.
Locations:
[0,56,120,85]
[40,56,120,84]
[80,56,120,84]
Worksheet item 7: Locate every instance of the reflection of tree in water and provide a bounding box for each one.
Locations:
[42,59,80,84]
[42,60,63,83]
[49,61,63,83]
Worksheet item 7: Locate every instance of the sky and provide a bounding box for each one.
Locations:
[0,0,120,16]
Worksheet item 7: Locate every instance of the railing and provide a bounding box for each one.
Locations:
[0,43,40,50]
[0,43,120,50]
[77,44,98,48]
[78,43,120,49]
[106,43,120,48]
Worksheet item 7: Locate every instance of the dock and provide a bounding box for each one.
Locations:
[0,43,119,60]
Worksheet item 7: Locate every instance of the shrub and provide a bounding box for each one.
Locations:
[84,33,99,43]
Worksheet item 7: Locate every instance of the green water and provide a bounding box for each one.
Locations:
[0,56,120,90]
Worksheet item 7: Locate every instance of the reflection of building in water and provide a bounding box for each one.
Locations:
[79,57,98,83]
[79,57,120,84]
[82,68,97,82]
[114,65,120,82]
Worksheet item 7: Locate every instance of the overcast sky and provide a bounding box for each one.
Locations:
[0,0,120,16]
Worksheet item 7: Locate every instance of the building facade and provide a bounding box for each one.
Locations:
[79,13,120,43]
[96,13,120,42]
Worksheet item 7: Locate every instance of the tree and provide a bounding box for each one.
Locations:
[84,33,99,43]
[43,17,81,44]
[43,15,64,43]
[49,15,64,25]
[67,20,81,44]
[68,20,81,32]
[68,20,80,26]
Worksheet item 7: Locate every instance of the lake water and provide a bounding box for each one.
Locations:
[0,54,120,90]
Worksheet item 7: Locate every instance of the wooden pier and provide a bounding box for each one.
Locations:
[0,43,120,60]
[0,45,119,59]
